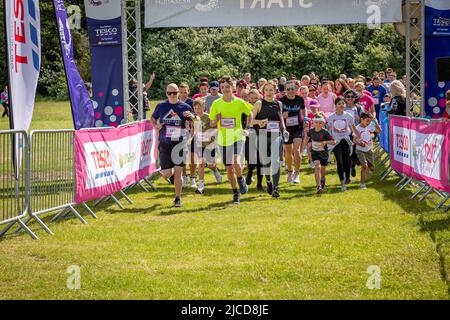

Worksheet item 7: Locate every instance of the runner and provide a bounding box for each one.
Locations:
[344,89,364,178]
[317,82,337,116]
[366,77,388,120]
[304,114,335,194]
[205,81,222,113]
[179,83,194,107]
[209,76,254,204]
[245,89,263,189]
[299,86,316,164]
[354,82,375,116]
[327,97,360,192]
[280,80,306,184]
[151,83,198,207]
[354,112,381,189]
[250,81,287,198]
[192,81,209,100]
[192,99,222,194]
[334,78,350,97]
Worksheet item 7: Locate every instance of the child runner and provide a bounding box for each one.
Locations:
[192,99,222,194]
[305,114,336,194]
[354,112,381,189]
[209,76,254,204]
[327,97,360,191]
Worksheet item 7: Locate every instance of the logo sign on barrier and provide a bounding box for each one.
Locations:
[74,121,158,203]
[379,110,390,153]
[390,116,450,193]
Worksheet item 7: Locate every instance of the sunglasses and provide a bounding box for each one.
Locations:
[286,87,296,91]
[166,91,179,96]
[345,95,355,99]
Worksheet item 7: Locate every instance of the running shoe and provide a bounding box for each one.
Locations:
[233,192,240,204]
[351,167,356,177]
[341,185,347,192]
[174,197,181,207]
[169,175,175,185]
[317,186,324,194]
[321,178,326,190]
[245,175,253,186]
[190,177,197,189]
[293,172,300,184]
[213,169,223,184]
[345,178,352,185]
[196,180,205,194]
[238,178,248,194]
[256,184,264,192]
[310,161,315,169]
[360,184,367,189]
[182,175,188,188]
[266,181,273,195]
[287,171,293,183]
[272,188,280,198]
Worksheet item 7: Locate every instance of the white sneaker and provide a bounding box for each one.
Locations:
[182,175,188,188]
[287,172,293,183]
[303,149,307,157]
[293,172,300,184]
[213,169,223,184]
[310,161,315,169]
[360,184,367,189]
[190,177,197,189]
[196,180,205,194]
[341,185,347,192]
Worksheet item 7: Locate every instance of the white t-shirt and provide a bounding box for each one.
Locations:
[355,124,376,152]
[327,111,355,142]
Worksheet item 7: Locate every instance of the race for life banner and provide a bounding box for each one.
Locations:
[5,0,41,132]
[425,0,450,118]
[84,0,124,128]
[390,116,450,193]
[145,0,402,28]
[74,121,158,203]
[53,0,95,130]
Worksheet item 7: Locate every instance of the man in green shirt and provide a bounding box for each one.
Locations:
[209,76,254,205]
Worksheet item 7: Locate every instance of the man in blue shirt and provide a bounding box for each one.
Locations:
[151,83,197,207]
[366,77,388,121]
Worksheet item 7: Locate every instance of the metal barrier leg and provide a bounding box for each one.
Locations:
[50,207,70,222]
[82,202,97,219]
[0,221,16,238]
[435,193,450,210]
[110,194,125,209]
[419,187,433,202]
[68,205,87,224]
[395,175,407,188]
[32,215,54,235]
[410,183,427,199]
[119,190,134,205]
[17,219,39,240]
[93,195,111,207]
[143,177,157,192]
[380,168,393,181]
[398,177,413,191]
[137,181,149,192]
[14,215,33,233]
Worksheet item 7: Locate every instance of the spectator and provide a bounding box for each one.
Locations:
[1,85,9,118]
[443,90,450,121]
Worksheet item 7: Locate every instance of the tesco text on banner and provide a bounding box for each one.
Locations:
[5,0,41,132]
[53,0,95,130]
[74,121,158,203]
[389,116,450,193]
[84,0,124,128]
[145,0,402,28]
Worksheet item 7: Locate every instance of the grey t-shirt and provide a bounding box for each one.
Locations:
[327,111,355,142]
[205,94,223,113]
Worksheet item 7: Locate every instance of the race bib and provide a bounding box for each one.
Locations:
[286,116,299,127]
[220,118,236,129]
[197,131,210,142]
[166,126,182,140]
[266,121,280,133]
[312,141,324,151]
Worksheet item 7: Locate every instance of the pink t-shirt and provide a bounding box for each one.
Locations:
[192,93,207,100]
[317,93,337,114]
[359,94,375,112]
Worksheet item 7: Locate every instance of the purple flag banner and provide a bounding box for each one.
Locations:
[53,0,95,129]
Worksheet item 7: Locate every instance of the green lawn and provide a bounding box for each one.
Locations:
[0,101,449,299]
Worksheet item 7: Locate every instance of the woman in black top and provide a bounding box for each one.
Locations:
[250,81,287,198]
[387,80,407,116]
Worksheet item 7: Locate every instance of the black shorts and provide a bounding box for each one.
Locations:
[159,142,187,170]
[311,151,329,166]
[221,141,245,166]
[284,128,303,145]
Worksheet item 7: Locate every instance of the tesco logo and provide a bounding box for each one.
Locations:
[95,27,118,37]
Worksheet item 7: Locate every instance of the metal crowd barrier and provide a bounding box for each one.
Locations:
[0,130,38,239]
[374,115,449,211]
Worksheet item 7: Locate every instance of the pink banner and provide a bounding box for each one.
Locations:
[390,116,450,193]
[75,121,158,203]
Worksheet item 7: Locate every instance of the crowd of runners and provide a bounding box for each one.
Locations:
[149,70,448,207]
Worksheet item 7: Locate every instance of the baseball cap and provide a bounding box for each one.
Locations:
[210,81,219,90]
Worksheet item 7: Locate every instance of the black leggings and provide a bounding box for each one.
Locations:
[333,140,351,182]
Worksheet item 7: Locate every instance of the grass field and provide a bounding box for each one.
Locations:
[0,101,449,300]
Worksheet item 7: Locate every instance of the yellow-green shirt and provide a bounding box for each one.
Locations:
[209,97,254,147]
